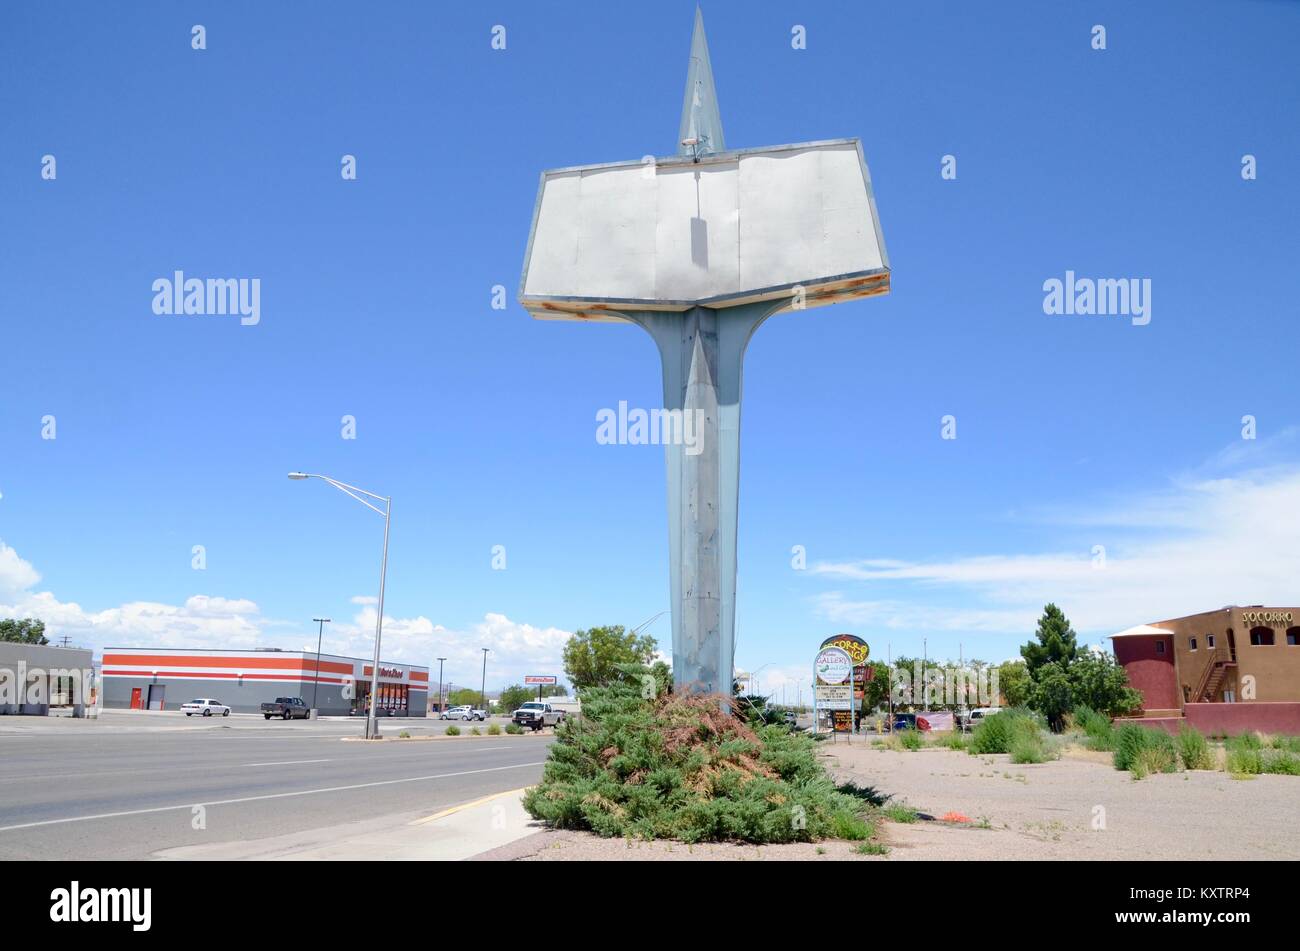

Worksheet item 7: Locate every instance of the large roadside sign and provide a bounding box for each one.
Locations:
[524,675,558,685]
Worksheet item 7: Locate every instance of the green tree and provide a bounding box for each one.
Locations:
[445,688,482,707]
[498,684,536,712]
[1029,661,1074,732]
[1069,651,1142,717]
[997,660,1032,707]
[1021,604,1079,676]
[0,618,47,645]
[562,625,658,692]
[862,660,891,711]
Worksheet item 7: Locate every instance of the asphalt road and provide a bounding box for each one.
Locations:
[0,713,551,860]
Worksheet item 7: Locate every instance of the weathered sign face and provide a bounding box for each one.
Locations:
[520,140,889,322]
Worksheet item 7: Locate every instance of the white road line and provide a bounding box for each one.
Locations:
[0,761,547,833]
[237,759,333,768]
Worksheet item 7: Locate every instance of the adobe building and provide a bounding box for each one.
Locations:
[1110,605,1300,735]
[102,647,428,717]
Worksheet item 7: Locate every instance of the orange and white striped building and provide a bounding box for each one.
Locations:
[101,647,429,717]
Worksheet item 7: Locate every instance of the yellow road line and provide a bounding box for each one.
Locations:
[411,786,534,825]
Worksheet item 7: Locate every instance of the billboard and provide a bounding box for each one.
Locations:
[520,140,889,322]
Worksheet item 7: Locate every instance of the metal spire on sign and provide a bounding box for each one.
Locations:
[678,7,725,157]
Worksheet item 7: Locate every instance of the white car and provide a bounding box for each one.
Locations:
[181,698,231,718]
[440,705,484,721]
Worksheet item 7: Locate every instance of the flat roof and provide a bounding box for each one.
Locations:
[102,647,428,672]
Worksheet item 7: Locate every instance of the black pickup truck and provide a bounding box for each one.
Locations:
[261,697,310,720]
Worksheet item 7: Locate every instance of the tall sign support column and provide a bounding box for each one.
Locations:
[518,9,891,696]
[628,302,780,693]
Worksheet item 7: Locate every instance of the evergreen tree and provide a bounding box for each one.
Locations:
[1021,603,1079,675]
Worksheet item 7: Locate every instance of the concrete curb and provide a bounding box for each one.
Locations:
[413,786,533,825]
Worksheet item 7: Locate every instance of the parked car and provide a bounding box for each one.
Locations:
[181,698,230,718]
[891,712,918,732]
[440,705,485,721]
[261,697,310,720]
[964,707,1000,730]
[511,701,564,730]
[782,711,798,726]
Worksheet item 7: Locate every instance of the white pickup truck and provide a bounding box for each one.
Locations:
[511,701,564,731]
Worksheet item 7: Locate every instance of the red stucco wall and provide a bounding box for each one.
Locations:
[1114,703,1300,737]
[1187,702,1300,737]
[1113,635,1179,711]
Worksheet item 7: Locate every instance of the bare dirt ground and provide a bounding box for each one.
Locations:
[475,742,1300,861]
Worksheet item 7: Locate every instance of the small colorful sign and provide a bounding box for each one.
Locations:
[524,675,558,685]
[814,647,854,686]
[819,633,870,665]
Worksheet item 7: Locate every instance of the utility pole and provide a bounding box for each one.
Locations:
[479,648,490,713]
[922,637,928,711]
[311,617,331,714]
[436,657,446,714]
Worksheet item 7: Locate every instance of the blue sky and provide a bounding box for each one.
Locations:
[2,1,1299,696]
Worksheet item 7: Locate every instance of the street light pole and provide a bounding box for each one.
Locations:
[288,472,391,740]
[311,617,331,714]
[480,648,489,714]
[436,657,446,715]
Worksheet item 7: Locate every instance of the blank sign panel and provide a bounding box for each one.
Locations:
[520,138,889,322]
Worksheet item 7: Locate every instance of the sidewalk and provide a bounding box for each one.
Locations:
[154,788,540,861]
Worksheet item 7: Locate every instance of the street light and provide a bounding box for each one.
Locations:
[436,656,446,715]
[480,648,490,714]
[311,617,331,715]
[288,472,391,739]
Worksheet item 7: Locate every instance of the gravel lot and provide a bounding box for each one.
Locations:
[478,742,1300,861]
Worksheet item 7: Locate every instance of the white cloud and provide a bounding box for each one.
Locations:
[807,462,1300,640]
[0,542,41,598]
[0,539,574,689]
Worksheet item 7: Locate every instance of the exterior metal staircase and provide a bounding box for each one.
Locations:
[1190,639,1236,703]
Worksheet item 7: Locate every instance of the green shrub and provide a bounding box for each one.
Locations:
[1264,750,1300,775]
[445,725,461,736]
[882,803,919,823]
[504,723,524,735]
[940,730,968,751]
[1176,725,1214,770]
[1267,734,1300,754]
[856,841,890,856]
[522,664,880,844]
[1073,705,1117,751]
[1228,733,1300,775]
[968,708,1040,755]
[1008,725,1056,764]
[470,727,482,736]
[399,730,411,739]
[898,727,923,751]
[487,723,502,736]
[1114,724,1178,776]
[1224,732,1262,775]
